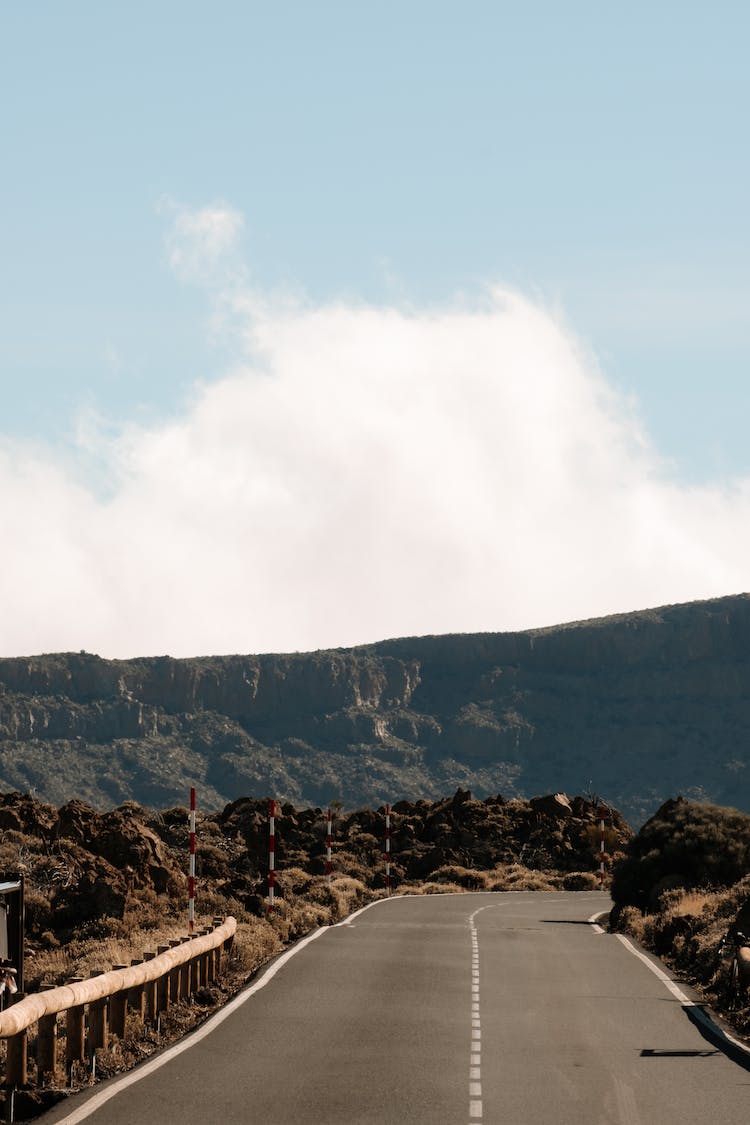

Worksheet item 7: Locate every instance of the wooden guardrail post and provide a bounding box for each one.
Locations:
[179,943,190,1000]
[37,987,58,1086]
[142,953,157,1024]
[196,927,208,990]
[188,936,200,995]
[6,1031,28,1088]
[156,947,170,1015]
[38,1012,58,1085]
[213,918,223,977]
[88,972,108,1059]
[88,997,108,1055]
[65,978,85,1082]
[128,960,145,1025]
[109,967,128,1041]
[6,994,28,1089]
[168,942,183,1003]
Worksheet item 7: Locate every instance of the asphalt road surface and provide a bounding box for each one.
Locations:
[39,891,750,1124]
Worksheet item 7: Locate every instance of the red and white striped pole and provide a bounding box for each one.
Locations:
[385,803,391,896]
[268,798,276,914]
[188,787,196,933]
[598,806,606,886]
[326,807,332,884]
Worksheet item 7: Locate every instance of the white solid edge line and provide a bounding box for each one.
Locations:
[53,892,490,1119]
[50,889,606,1119]
[48,926,329,1124]
[616,933,750,1058]
[336,889,502,926]
[587,910,607,934]
[615,934,692,1002]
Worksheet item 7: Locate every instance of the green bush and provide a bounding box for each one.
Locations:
[612,797,750,910]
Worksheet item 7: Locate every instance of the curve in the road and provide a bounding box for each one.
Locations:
[37,891,750,1125]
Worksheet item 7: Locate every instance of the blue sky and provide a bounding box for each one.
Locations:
[1,2,749,656]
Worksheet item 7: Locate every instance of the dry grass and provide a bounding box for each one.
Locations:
[427,865,490,890]
[487,865,560,892]
[394,864,600,896]
[613,878,750,1034]
[29,919,202,987]
[396,882,466,896]
[229,920,283,973]
[664,890,714,918]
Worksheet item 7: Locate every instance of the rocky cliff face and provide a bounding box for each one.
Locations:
[1,593,749,824]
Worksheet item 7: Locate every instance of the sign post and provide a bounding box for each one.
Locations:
[188,788,196,933]
[598,807,607,886]
[269,799,276,914]
[385,804,391,896]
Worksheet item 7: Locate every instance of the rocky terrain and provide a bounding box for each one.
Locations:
[0,788,630,959]
[0,787,628,1119]
[1,593,749,824]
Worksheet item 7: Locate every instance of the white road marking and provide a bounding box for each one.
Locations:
[468,906,490,1122]
[51,889,579,1125]
[48,925,329,1124]
[616,932,750,1061]
[615,935,692,1003]
[587,909,607,934]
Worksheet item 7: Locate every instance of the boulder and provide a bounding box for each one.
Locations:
[530,793,573,819]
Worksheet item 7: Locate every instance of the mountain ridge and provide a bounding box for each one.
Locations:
[1,592,749,824]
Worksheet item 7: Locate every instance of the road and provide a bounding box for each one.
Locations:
[39,891,750,1124]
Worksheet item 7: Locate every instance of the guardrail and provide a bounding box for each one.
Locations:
[0,916,236,1092]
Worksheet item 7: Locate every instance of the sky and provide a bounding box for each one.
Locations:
[1,2,749,658]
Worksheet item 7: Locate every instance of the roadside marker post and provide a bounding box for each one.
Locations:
[188,788,196,933]
[269,799,276,914]
[385,804,391,896]
[326,808,332,884]
[598,807,606,886]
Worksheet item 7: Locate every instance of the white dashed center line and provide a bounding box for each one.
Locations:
[467,907,487,1123]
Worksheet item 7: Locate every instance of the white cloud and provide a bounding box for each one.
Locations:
[161,199,245,286]
[1,207,748,658]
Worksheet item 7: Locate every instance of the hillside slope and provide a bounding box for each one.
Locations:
[1,593,749,823]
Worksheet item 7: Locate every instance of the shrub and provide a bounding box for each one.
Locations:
[611,797,750,910]
[562,871,600,891]
[488,865,559,892]
[429,865,488,890]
